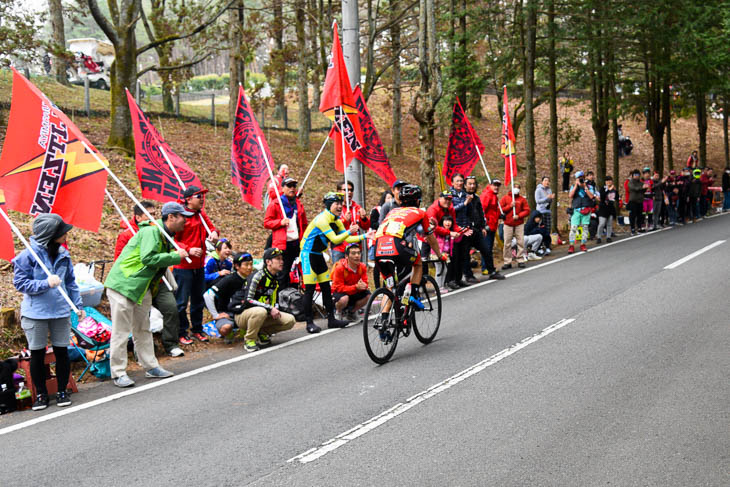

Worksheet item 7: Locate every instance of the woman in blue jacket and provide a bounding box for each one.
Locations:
[13,214,83,411]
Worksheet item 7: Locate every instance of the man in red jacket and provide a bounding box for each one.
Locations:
[499,182,530,269]
[479,179,505,278]
[174,186,217,345]
[263,177,308,288]
[331,180,370,262]
[331,244,371,321]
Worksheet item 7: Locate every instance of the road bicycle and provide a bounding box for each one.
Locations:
[362,259,442,364]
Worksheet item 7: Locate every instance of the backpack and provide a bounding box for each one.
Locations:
[0,359,18,414]
[278,287,307,321]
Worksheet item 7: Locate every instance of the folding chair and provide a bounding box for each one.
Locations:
[69,307,111,381]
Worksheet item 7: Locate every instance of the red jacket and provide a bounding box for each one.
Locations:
[333,200,370,253]
[480,186,501,231]
[263,196,308,250]
[426,200,463,236]
[113,217,138,260]
[174,208,216,270]
[499,193,530,227]
[267,174,284,203]
[331,258,368,294]
[700,174,714,196]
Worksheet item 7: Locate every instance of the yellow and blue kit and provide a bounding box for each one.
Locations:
[299,209,364,284]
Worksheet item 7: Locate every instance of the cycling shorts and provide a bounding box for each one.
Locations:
[374,236,421,279]
[301,252,330,285]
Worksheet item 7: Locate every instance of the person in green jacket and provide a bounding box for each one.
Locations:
[105,202,191,388]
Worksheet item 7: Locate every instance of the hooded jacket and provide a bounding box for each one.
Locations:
[173,208,216,270]
[204,250,233,285]
[524,210,544,235]
[331,258,368,295]
[499,193,530,227]
[480,186,501,231]
[627,179,645,204]
[264,195,308,250]
[426,200,463,236]
[114,216,139,260]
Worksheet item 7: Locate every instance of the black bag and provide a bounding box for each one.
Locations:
[0,358,18,415]
[278,288,307,321]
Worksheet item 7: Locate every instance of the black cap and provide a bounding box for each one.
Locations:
[282,177,298,186]
[391,179,407,189]
[233,252,253,264]
[182,186,208,199]
[263,247,284,262]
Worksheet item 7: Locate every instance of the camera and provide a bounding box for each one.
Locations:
[578,177,585,184]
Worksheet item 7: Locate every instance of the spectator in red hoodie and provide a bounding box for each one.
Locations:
[331,244,371,321]
[114,201,156,260]
[700,167,715,216]
[499,182,530,269]
[331,179,371,262]
[264,177,308,289]
[479,179,505,279]
[173,186,217,345]
[427,191,472,288]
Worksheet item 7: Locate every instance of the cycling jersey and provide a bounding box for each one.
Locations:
[374,207,433,278]
[375,207,432,239]
[300,209,364,284]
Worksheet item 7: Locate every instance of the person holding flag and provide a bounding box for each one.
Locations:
[501,87,519,214]
[12,214,83,410]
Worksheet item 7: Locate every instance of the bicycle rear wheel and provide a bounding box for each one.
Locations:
[362,287,399,364]
[413,275,441,344]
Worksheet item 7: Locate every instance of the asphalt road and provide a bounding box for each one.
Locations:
[2,215,728,486]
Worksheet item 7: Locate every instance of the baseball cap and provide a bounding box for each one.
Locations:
[233,252,253,264]
[161,201,194,217]
[182,186,208,199]
[575,170,584,178]
[263,247,284,262]
[391,179,407,189]
[492,178,502,186]
[282,177,298,186]
[439,190,453,199]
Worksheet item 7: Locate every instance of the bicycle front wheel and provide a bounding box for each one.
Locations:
[413,275,441,344]
[362,287,399,364]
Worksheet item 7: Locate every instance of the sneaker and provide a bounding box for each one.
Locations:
[489,272,506,280]
[168,347,185,357]
[446,281,460,290]
[306,322,321,334]
[409,295,425,310]
[481,269,491,276]
[544,248,551,255]
[527,252,542,261]
[456,280,470,288]
[630,230,636,236]
[113,374,135,388]
[244,340,260,352]
[192,332,209,343]
[502,263,512,269]
[596,238,602,244]
[334,310,344,321]
[465,276,479,284]
[606,237,612,243]
[439,287,450,294]
[517,262,526,268]
[56,390,72,407]
[32,393,49,411]
[580,244,588,252]
[179,335,193,346]
[568,245,575,254]
[145,367,174,379]
[258,333,271,346]
[327,314,349,328]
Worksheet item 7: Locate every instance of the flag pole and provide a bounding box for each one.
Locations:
[80,141,192,263]
[338,106,351,212]
[158,146,212,238]
[255,135,287,217]
[508,137,516,218]
[297,135,329,197]
[0,207,79,313]
[105,188,173,291]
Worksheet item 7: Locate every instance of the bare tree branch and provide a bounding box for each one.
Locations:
[136,52,214,77]
[86,0,120,45]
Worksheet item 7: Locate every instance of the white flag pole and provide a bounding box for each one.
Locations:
[158,145,212,237]
[297,135,329,197]
[80,141,192,263]
[507,137,516,218]
[0,207,79,313]
[256,135,287,217]
[105,188,173,291]
[338,106,351,212]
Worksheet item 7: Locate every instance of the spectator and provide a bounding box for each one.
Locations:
[568,171,596,252]
[677,168,691,224]
[700,168,715,216]
[559,152,574,192]
[228,248,296,352]
[114,200,156,260]
[651,172,668,230]
[204,239,232,289]
[451,174,477,284]
[203,252,253,340]
[428,190,472,287]
[665,170,679,225]
[263,177,307,289]
[686,150,698,168]
[641,167,654,232]
[499,182,530,268]
[379,180,407,225]
[13,214,83,410]
[523,211,544,260]
[627,169,646,234]
[433,214,457,291]
[479,179,505,279]
[174,186,216,345]
[597,175,619,243]
[105,202,189,388]
[585,171,600,237]
[689,168,703,222]
[299,192,365,333]
[266,164,289,207]
[535,176,555,233]
[331,244,371,321]
[722,167,730,212]
[332,179,370,262]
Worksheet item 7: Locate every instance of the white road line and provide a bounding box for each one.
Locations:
[664,240,726,269]
[288,318,576,464]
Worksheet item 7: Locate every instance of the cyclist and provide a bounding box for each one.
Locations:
[300,192,366,333]
[374,184,448,312]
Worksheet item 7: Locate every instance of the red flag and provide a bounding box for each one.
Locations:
[443,97,485,186]
[0,68,108,232]
[127,90,202,202]
[348,86,397,186]
[0,190,16,262]
[501,87,518,186]
[231,86,275,209]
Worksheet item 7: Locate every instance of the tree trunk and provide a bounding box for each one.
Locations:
[547,0,558,233]
[723,97,729,167]
[523,0,537,208]
[108,37,138,153]
[272,0,286,118]
[309,0,321,110]
[228,0,245,129]
[295,0,310,150]
[49,0,68,85]
[390,11,403,155]
[666,113,673,170]
[457,0,467,105]
[695,89,708,166]
[468,95,481,119]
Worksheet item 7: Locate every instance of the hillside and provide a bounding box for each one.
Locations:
[0,72,727,315]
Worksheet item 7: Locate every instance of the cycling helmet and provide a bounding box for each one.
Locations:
[399,184,422,206]
[323,191,345,210]
[693,168,702,179]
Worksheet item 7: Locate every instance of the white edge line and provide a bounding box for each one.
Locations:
[287,317,576,464]
[663,240,726,269]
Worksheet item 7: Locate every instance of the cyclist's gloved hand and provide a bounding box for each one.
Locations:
[440,254,450,264]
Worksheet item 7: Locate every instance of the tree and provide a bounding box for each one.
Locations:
[390,2,403,155]
[547,0,559,232]
[522,0,537,207]
[228,0,245,126]
[295,0,310,149]
[49,0,69,85]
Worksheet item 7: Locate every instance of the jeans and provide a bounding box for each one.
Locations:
[652,199,663,228]
[279,240,300,289]
[173,267,205,336]
[667,201,678,224]
[597,215,613,239]
[689,196,701,220]
[724,191,730,211]
[480,230,496,273]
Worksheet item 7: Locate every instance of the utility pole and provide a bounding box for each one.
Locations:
[342,0,366,207]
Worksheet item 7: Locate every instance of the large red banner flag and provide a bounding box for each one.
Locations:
[127,90,202,202]
[443,97,485,185]
[501,86,518,186]
[321,21,364,169]
[0,68,108,232]
[231,85,274,209]
[0,190,16,262]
